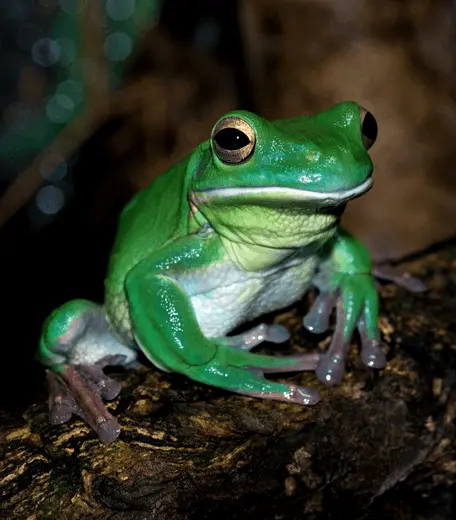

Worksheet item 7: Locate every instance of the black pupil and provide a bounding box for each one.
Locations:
[362,111,378,142]
[214,128,250,150]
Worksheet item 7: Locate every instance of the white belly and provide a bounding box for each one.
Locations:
[178,255,319,338]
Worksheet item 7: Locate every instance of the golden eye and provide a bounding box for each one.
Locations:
[212,116,256,164]
[359,107,378,150]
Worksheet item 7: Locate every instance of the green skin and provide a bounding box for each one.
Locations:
[36,102,422,444]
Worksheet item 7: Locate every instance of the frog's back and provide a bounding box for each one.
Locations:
[105,157,191,337]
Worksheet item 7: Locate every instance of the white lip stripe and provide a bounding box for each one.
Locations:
[194,177,373,205]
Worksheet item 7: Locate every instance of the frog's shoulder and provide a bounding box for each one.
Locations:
[121,158,191,245]
[106,155,193,285]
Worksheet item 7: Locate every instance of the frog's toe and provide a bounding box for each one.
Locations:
[360,339,386,369]
[240,384,321,406]
[315,354,346,386]
[77,362,122,400]
[314,300,354,386]
[47,370,76,425]
[303,291,337,334]
[46,359,122,444]
[225,323,290,351]
[287,384,321,405]
[372,264,427,293]
[358,319,387,369]
[265,324,291,343]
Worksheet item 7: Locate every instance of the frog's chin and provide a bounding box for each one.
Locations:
[193,176,373,208]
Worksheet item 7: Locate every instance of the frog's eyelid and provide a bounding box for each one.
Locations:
[194,177,373,206]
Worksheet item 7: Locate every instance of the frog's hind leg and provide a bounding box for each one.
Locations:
[224,323,290,351]
[37,299,138,444]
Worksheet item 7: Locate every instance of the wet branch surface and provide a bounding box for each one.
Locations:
[1,243,456,520]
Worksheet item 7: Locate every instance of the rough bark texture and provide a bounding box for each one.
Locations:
[1,243,455,520]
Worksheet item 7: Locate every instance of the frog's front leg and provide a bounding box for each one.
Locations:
[37,300,138,444]
[127,235,321,407]
[304,229,385,386]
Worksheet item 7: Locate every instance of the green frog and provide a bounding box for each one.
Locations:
[37,102,424,444]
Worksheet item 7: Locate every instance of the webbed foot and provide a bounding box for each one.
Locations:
[303,263,426,386]
[311,301,386,386]
[46,356,123,444]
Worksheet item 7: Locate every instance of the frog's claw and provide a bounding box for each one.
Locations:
[372,264,427,293]
[46,356,123,444]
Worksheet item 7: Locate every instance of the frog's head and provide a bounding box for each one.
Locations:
[189,101,377,249]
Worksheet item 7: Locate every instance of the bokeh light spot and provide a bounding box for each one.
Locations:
[56,79,83,106]
[36,185,65,215]
[103,32,133,62]
[40,154,68,181]
[106,0,135,21]
[46,93,75,123]
[31,38,61,67]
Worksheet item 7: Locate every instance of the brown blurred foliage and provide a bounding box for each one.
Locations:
[103,29,237,191]
[6,0,452,261]
[240,0,456,260]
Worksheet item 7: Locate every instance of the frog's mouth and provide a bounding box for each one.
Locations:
[193,176,373,208]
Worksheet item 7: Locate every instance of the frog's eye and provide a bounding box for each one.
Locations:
[359,107,378,150]
[212,116,256,164]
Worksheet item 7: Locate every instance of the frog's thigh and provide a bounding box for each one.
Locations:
[38,299,137,368]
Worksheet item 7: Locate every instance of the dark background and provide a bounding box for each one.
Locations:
[0,0,455,410]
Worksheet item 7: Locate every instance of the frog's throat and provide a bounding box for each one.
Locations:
[193,177,373,207]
